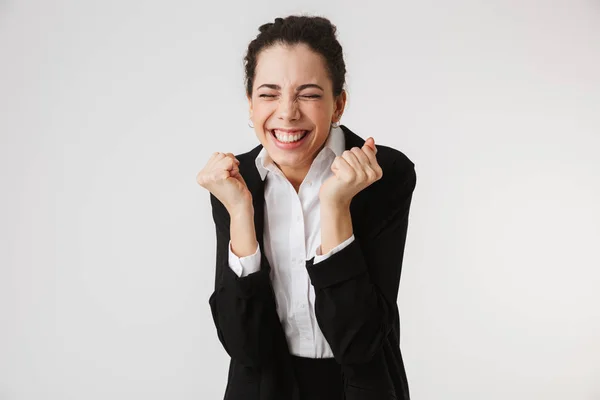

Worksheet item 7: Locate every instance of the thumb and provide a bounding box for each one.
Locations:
[364,137,377,154]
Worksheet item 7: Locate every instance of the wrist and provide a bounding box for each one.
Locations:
[229,205,258,258]
[319,203,353,255]
[228,203,254,220]
[320,199,351,214]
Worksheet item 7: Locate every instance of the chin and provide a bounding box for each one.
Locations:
[272,152,302,165]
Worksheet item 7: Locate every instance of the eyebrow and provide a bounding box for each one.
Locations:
[256,83,324,92]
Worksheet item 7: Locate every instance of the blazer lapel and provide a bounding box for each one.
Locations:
[239,146,270,275]
[341,125,371,239]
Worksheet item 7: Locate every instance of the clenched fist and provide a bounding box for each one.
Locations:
[319,137,383,208]
[196,152,253,216]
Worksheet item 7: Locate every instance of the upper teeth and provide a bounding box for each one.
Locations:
[273,130,306,143]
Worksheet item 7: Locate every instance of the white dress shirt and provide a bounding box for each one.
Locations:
[227,126,355,358]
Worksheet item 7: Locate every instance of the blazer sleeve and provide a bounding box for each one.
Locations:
[306,160,417,365]
[207,193,278,368]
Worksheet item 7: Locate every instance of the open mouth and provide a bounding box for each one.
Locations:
[270,129,310,144]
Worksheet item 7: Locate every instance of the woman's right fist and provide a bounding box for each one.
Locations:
[196,152,252,215]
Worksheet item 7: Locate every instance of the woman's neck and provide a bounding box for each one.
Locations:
[278,164,310,194]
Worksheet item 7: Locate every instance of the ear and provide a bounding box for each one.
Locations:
[332,90,347,122]
[247,94,253,116]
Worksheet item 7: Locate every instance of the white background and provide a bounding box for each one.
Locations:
[1,0,599,399]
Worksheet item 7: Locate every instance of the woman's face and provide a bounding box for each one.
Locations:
[248,43,346,174]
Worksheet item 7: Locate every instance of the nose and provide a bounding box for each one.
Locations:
[276,96,300,121]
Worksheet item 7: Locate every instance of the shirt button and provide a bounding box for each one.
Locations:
[296,215,301,222]
[291,257,296,262]
[300,304,306,309]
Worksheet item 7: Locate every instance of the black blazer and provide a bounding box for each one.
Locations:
[208,125,417,400]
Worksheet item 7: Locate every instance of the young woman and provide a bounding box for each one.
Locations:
[197,15,417,400]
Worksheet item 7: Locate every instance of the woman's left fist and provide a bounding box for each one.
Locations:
[319,137,383,208]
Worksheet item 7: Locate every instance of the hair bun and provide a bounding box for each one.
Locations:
[258,22,274,33]
[258,17,285,34]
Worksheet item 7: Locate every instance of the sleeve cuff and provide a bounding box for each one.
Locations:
[306,237,367,289]
[228,240,261,277]
[313,234,355,264]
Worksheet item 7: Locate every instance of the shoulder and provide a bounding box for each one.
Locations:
[369,144,417,200]
[230,131,417,193]
[350,144,417,239]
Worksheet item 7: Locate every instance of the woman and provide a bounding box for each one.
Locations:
[196,15,417,400]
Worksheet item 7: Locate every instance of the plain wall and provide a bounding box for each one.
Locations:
[1,0,599,399]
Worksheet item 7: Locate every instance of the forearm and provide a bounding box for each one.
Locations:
[210,202,276,367]
[229,205,258,257]
[308,239,395,364]
[308,212,409,364]
[311,171,415,364]
[320,202,353,255]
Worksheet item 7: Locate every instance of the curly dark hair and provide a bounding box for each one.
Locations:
[244,15,347,98]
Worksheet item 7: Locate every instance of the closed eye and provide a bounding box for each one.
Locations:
[258,94,321,99]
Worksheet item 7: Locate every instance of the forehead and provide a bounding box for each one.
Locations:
[254,43,330,88]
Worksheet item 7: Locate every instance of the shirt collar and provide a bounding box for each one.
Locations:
[254,125,345,181]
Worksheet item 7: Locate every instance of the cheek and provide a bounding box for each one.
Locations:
[300,105,328,126]
[308,101,333,119]
[253,104,275,123]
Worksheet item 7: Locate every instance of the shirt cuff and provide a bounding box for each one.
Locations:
[228,240,261,277]
[313,234,355,264]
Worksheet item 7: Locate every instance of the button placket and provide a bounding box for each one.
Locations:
[285,173,316,352]
[296,304,312,341]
